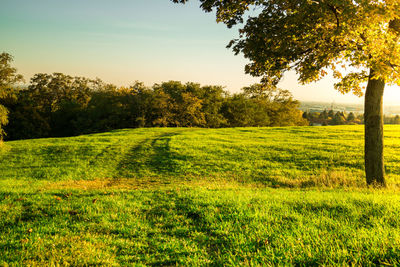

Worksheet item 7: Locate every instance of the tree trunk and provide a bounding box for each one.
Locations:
[364,69,385,186]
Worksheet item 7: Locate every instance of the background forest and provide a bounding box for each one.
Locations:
[0,56,307,141]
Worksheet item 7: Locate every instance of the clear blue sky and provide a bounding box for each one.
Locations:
[1,0,399,104]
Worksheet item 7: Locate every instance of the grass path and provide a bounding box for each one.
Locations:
[1,126,400,265]
[1,125,400,186]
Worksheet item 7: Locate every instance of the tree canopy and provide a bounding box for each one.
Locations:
[173,0,400,95]
[172,0,400,186]
[0,53,23,140]
[1,71,307,140]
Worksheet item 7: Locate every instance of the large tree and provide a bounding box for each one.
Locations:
[0,53,23,141]
[173,0,400,186]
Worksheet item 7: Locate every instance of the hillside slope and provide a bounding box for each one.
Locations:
[1,125,400,186]
[1,126,400,265]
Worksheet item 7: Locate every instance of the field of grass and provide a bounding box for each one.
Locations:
[1,125,400,265]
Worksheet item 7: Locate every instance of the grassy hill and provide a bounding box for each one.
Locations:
[1,126,400,265]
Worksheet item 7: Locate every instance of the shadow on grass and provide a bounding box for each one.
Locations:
[116,131,191,178]
[127,191,234,265]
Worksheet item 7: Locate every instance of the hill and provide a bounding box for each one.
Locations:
[2,125,400,186]
[1,126,400,265]
[300,101,400,115]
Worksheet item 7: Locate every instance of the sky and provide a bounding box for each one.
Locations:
[1,0,399,105]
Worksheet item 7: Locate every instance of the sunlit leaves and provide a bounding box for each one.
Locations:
[334,71,368,96]
[0,105,8,138]
[173,0,400,95]
[0,53,23,140]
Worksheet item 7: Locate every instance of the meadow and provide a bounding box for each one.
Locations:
[1,125,400,265]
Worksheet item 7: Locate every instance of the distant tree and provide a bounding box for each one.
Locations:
[331,111,346,125]
[27,73,99,136]
[126,81,151,127]
[28,73,94,112]
[356,114,364,125]
[243,83,307,126]
[175,92,206,127]
[76,83,129,133]
[153,81,206,127]
[347,112,356,122]
[383,114,400,125]
[151,90,174,127]
[0,53,24,141]
[0,105,7,140]
[318,110,329,125]
[5,100,51,140]
[221,93,261,127]
[319,110,328,120]
[187,83,227,128]
[2,75,306,138]
[394,115,400,124]
[172,0,400,186]
[221,84,307,127]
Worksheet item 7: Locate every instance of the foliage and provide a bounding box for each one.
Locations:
[0,53,23,140]
[173,0,400,95]
[303,110,363,125]
[2,75,307,140]
[384,114,400,124]
[0,105,8,140]
[153,81,206,127]
[171,0,400,185]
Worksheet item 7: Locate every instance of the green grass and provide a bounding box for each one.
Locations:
[1,125,400,265]
[1,125,400,186]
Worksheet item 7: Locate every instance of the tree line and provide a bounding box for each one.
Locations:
[0,53,307,141]
[302,110,363,126]
[303,110,400,126]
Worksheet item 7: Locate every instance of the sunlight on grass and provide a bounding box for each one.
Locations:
[1,126,400,265]
[1,125,399,187]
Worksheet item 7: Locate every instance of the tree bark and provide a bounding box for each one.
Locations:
[363,18,399,186]
[364,69,385,186]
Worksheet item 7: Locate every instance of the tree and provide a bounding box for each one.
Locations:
[186,83,228,128]
[153,81,206,127]
[242,83,307,126]
[394,115,400,124]
[331,111,346,125]
[221,93,263,126]
[328,109,335,118]
[347,112,356,122]
[319,110,329,125]
[27,73,100,136]
[0,53,24,141]
[172,0,400,186]
[220,84,307,127]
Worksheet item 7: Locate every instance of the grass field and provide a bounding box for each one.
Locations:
[1,125,400,265]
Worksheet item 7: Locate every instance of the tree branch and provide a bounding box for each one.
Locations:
[327,4,340,30]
